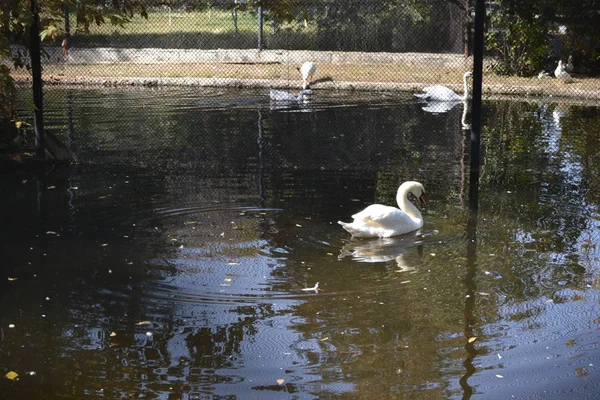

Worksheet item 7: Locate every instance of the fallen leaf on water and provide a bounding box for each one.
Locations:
[46,231,57,235]
[478,292,490,296]
[320,337,329,342]
[468,337,477,343]
[232,226,244,230]
[8,277,17,281]
[276,379,285,385]
[47,186,56,189]
[5,371,18,380]
[184,221,197,225]
[301,282,319,292]
[495,374,504,378]
[224,278,232,282]
[110,332,117,337]
[228,262,240,265]
[102,243,108,247]
[136,321,151,326]
[8,324,15,328]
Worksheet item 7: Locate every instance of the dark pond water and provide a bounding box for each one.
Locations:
[2,87,600,399]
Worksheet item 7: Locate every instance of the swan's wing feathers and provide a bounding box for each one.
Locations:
[352,204,411,226]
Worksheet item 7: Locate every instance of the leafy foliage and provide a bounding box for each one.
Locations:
[486,6,550,76]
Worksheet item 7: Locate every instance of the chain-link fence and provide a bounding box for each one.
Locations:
[2,0,600,160]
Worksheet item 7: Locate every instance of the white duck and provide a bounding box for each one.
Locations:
[338,181,425,238]
[554,60,572,81]
[269,88,312,102]
[414,72,472,102]
[300,61,317,89]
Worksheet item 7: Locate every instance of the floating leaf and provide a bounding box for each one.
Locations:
[495,374,504,378]
[110,332,117,337]
[301,282,319,292]
[102,243,108,247]
[320,337,329,342]
[47,186,56,190]
[224,278,232,282]
[276,379,285,385]
[136,321,151,326]
[228,262,240,265]
[5,371,18,380]
[468,337,477,343]
[8,277,17,281]
[184,221,197,225]
[46,231,57,235]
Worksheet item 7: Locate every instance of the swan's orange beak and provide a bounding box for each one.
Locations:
[419,194,426,206]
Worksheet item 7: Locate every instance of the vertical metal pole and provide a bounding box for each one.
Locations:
[64,2,70,39]
[468,0,485,211]
[257,7,264,50]
[30,0,46,160]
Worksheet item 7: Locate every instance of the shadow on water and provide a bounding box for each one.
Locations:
[2,87,600,399]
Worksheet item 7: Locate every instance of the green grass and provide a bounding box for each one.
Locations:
[60,8,313,50]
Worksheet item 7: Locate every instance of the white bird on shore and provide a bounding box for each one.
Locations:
[414,72,472,102]
[300,61,317,89]
[554,60,572,81]
[537,71,551,79]
[338,181,425,238]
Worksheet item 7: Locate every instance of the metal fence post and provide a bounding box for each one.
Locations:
[257,7,264,50]
[30,0,46,160]
[469,0,485,211]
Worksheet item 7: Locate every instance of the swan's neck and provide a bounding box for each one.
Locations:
[462,75,470,100]
[397,192,422,221]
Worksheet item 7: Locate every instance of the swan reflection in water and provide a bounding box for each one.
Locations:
[338,231,426,272]
[419,100,471,130]
[269,88,314,111]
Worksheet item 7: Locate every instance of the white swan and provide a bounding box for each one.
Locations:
[338,181,425,238]
[414,72,472,102]
[300,61,317,89]
[269,88,312,102]
[554,60,572,81]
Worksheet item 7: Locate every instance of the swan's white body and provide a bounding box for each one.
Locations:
[300,61,317,89]
[338,181,425,238]
[414,72,472,101]
[269,88,312,102]
[555,60,572,81]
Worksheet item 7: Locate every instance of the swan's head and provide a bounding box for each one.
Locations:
[464,71,473,79]
[399,181,426,205]
[557,60,563,67]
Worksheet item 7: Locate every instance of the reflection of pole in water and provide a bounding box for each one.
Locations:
[460,209,478,399]
[461,1,485,397]
[257,110,265,205]
[67,90,75,149]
